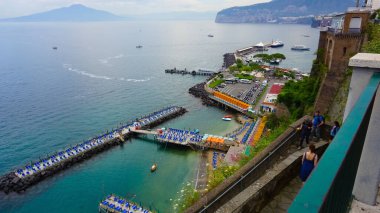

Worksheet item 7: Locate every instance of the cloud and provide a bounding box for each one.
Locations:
[0,0,270,18]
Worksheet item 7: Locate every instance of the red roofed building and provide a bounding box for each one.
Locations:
[261,83,285,112]
[268,83,284,95]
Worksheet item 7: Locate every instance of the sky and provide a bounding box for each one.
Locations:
[0,0,270,18]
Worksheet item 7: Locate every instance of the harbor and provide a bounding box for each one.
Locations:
[0,21,320,213]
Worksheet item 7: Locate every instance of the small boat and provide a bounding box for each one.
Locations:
[291,45,310,51]
[270,40,284,48]
[222,117,232,121]
[136,45,143,48]
[303,34,310,37]
[52,46,58,50]
[151,163,157,172]
[208,34,214,37]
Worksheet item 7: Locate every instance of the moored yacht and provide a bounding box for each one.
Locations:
[270,40,284,48]
[291,45,310,51]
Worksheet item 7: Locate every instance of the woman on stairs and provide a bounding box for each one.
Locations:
[300,144,318,183]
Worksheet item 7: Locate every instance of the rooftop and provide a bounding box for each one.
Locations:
[268,83,284,95]
[349,53,380,69]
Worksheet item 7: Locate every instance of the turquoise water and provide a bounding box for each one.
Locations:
[0,21,319,212]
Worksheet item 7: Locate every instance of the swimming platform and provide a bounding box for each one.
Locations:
[99,194,153,213]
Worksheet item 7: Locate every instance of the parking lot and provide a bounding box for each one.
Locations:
[215,80,266,105]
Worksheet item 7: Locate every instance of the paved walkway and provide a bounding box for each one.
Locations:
[259,177,303,213]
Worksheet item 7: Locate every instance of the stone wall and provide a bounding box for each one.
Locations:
[215,141,328,213]
[314,11,370,115]
[314,32,363,114]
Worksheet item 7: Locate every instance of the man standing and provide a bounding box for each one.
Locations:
[298,119,312,149]
[311,111,324,141]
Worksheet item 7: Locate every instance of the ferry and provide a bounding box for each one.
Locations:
[291,45,310,51]
[270,40,284,48]
[99,194,153,213]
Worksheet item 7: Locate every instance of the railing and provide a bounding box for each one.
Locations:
[198,130,298,213]
[289,73,380,213]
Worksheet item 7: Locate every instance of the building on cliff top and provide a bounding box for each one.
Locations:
[313,8,371,114]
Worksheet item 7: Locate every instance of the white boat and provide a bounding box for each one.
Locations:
[222,117,232,121]
[270,40,284,48]
[254,42,265,48]
[291,45,310,51]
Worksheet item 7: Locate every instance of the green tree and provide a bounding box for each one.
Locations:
[270,53,286,60]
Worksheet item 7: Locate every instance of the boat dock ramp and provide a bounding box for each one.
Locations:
[0,106,187,193]
[165,68,217,76]
[99,194,153,213]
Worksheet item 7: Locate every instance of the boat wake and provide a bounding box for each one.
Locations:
[63,64,152,82]
[98,54,124,64]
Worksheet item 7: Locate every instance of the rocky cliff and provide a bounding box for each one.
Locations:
[215,0,354,24]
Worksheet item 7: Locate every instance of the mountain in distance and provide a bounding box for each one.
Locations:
[1,4,127,22]
[215,0,355,24]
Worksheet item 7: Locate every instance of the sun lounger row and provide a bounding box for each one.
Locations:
[241,122,256,144]
[99,194,152,213]
[15,107,182,178]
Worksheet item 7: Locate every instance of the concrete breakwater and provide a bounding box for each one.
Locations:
[0,106,187,193]
[188,82,215,106]
[165,68,217,76]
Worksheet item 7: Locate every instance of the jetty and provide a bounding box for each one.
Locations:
[0,106,187,193]
[99,194,153,213]
[165,68,217,76]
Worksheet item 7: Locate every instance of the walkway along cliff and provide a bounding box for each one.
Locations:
[0,106,187,193]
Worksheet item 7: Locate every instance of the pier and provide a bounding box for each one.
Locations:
[165,68,217,76]
[155,128,236,152]
[0,106,187,193]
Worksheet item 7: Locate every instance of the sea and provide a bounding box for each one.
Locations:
[0,21,319,213]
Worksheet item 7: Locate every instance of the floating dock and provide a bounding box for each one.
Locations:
[99,194,153,213]
[165,68,217,76]
[0,106,187,193]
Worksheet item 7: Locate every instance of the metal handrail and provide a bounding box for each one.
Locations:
[199,129,297,212]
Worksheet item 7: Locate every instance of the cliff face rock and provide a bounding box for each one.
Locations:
[215,0,353,23]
